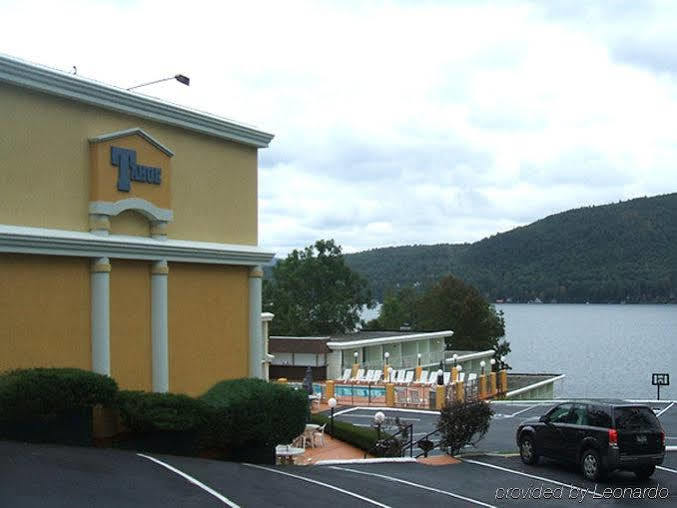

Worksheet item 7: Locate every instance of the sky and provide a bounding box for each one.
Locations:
[3,0,677,256]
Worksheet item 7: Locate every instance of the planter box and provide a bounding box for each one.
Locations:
[0,407,93,446]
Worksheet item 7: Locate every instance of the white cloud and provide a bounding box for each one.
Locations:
[2,0,677,256]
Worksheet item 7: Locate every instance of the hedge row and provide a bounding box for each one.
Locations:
[311,413,379,453]
[0,368,309,455]
[0,368,118,420]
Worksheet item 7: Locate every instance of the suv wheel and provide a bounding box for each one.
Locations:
[581,449,605,481]
[520,435,539,465]
[634,465,655,480]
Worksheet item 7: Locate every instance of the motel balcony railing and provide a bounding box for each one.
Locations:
[346,351,448,371]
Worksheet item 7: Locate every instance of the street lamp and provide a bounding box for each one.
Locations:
[452,353,458,367]
[328,397,337,437]
[480,360,486,376]
[500,355,506,370]
[354,351,359,360]
[436,368,444,385]
[417,353,422,366]
[490,358,496,371]
[388,366,394,382]
[127,74,190,91]
[373,411,385,441]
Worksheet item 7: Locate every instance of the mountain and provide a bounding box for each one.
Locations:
[344,193,677,303]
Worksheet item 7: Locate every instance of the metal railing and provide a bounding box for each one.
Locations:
[365,423,414,458]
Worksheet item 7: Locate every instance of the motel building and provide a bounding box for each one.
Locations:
[0,54,276,396]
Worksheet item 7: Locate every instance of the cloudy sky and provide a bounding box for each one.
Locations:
[3,0,677,255]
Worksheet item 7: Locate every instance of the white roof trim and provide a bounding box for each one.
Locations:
[89,128,175,157]
[0,224,274,266]
[326,330,453,350]
[445,349,496,363]
[505,374,567,398]
[270,336,331,341]
[0,53,274,148]
[90,199,173,222]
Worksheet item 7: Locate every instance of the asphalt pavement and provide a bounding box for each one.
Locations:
[2,400,676,507]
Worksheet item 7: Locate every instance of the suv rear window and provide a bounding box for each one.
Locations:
[614,407,661,430]
[587,405,612,428]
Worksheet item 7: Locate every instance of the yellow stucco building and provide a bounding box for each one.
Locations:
[0,55,275,396]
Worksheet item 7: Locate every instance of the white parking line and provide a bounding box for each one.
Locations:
[329,466,496,507]
[244,463,391,507]
[463,459,602,499]
[137,453,240,507]
[506,404,542,418]
[657,466,677,474]
[657,402,675,417]
[334,407,439,417]
[340,414,421,422]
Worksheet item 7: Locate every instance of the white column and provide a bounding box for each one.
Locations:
[151,260,169,392]
[248,266,264,378]
[91,257,111,375]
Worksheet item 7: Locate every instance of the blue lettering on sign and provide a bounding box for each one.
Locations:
[110,146,162,192]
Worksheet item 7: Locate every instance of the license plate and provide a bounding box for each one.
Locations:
[636,435,647,444]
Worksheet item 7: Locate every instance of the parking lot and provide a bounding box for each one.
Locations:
[1,400,676,507]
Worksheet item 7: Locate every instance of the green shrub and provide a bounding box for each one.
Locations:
[116,391,211,433]
[311,413,379,452]
[438,399,493,455]
[0,368,118,420]
[201,378,307,448]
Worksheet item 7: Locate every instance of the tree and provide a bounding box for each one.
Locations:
[263,239,374,335]
[416,275,509,359]
[439,399,493,456]
[363,286,419,330]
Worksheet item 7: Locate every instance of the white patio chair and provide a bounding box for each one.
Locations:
[350,369,365,383]
[457,372,465,383]
[371,370,383,383]
[416,370,429,384]
[337,368,351,382]
[443,372,451,385]
[313,424,326,447]
[364,369,377,382]
[401,370,415,385]
[395,369,406,383]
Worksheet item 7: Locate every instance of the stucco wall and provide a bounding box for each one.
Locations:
[0,254,91,372]
[168,263,250,396]
[0,83,258,244]
[110,259,152,391]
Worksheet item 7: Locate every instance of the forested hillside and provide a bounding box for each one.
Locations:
[344,193,677,303]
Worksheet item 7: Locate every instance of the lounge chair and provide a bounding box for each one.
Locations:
[443,372,451,385]
[400,370,414,385]
[350,369,365,383]
[337,368,351,382]
[468,373,477,383]
[395,369,407,383]
[361,370,376,383]
[457,372,465,383]
[416,370,429,384]
[371,370,383,383]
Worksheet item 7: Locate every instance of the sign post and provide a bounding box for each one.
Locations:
[652,373,670,401]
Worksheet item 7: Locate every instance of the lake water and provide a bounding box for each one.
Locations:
[361,303,676,399]
[497,304,676,400]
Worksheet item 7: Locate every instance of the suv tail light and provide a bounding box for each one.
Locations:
[609,428,618,447]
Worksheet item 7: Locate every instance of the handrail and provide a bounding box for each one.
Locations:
[364,423,414,458]
[505,374,566,398]
[414,425,445,458]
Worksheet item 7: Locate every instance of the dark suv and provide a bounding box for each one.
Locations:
[516,401,665,481]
